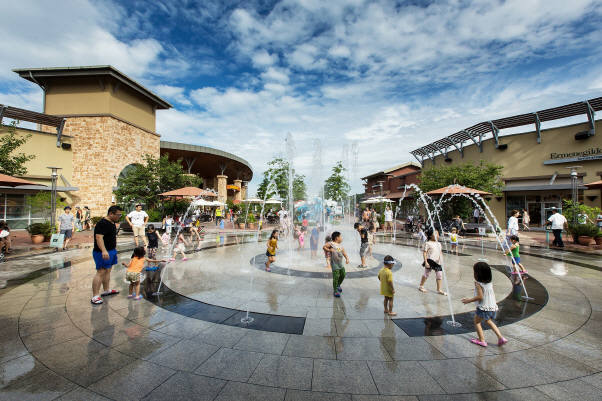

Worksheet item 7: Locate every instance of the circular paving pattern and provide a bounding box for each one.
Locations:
[1,229,602,400]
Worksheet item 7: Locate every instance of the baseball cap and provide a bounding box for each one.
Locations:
[64,206,71,210]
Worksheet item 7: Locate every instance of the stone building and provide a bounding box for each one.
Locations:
[0,66,252,228]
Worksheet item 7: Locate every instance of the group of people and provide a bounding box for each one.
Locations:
[355,204,395,234]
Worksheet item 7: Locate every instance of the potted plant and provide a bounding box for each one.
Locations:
[595,229,602,246]
[247,213,257,229]
[571,224,598,246]
[26,222,53,244]
[235,216,246,229]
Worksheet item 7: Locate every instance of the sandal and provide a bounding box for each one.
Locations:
[419,286,428,293]
[498,338,508,346]
[333,292,340,297]
[101,289,119,296]
[266,267,271,272]
[337,286,342,292]
[127,293,136,299]
[134,295,143,300]
[437,290,447,296]
[90,296,103,305]
[470,338,488,347]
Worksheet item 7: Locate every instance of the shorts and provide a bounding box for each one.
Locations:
[476,308,497,321]
[266,251,275,257]
[423,268,442,280]
[93,249,118,270]
[385,221,392,229]
[450,241,458,246]
[166,225,172,234]
[511,256,521,264]
[360,242,368,257]
[177,243,186,252]
[132,225,145,237]
[126,271,141,282]
[60,229,73,239]
[325,252,331,259]
[147,247,157,260]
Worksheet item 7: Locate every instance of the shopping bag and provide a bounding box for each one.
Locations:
[50,233,65,248]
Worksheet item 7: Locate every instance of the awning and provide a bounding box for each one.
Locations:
[159,187,218,197]
[0,185,79,191]
[581,180,602,190]
[385,191,414,199]
[503,184,573,192]
[226,185,240,191]
[0,173,44,187]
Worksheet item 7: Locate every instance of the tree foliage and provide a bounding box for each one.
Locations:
[418,159,504,220]
[256,157,307,202]
[0,120,36,176]
[324,161,351,201]
[113,153,202,209]
[26,191,66,223]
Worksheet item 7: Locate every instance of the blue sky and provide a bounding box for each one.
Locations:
[1,0,602,196]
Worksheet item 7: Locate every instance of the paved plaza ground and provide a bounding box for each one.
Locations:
[1,226,602,400]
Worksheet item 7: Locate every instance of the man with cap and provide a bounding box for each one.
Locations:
[126,203,149,247]
[57,206,76,250]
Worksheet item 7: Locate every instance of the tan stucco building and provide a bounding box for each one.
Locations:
[0,66,252,228]
[411,97,602,229]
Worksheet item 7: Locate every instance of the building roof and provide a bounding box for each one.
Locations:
[13,65,173,109]
[160,141,253,181]
[411,96,602,164]
[360,161,421,180]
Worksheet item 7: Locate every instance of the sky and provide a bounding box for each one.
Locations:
[1,0,602,197]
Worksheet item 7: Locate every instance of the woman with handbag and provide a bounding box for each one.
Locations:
[418,227,447,295]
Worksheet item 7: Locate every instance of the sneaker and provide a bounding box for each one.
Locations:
[91,295,103,305]
[266,267,271,272]
[333,292,341,297]
[498,337,508,346]
[101,289,119,296]
[338,286,342,292]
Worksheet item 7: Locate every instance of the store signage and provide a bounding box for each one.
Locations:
[543,148,602,165]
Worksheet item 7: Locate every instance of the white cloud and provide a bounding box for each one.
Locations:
[260,67,290,84]
[152,85,191,106]
[251,49,279,68]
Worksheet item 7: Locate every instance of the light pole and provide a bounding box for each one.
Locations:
[47,167,62,230]
[566,166,582,226]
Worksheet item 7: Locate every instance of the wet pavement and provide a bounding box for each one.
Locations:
[1,227,602,400]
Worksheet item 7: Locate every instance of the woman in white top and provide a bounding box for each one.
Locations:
[506,209,519,246]
[521,208,530,231]
[419,227,447,295]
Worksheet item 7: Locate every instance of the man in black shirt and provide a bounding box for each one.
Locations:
[91,205,123,305]
[354,222,369,268]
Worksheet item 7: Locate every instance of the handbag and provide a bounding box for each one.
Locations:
[50,233,65,248]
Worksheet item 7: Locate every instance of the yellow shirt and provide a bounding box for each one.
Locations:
[267,238,278,255]
[216,208,222,217]
[379,267,394,297]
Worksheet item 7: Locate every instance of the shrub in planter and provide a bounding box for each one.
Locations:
[247,214,257,224]
[26,222,53,243]
[571,224,598,245]
[91,216,103,227]
[595,229,602,245]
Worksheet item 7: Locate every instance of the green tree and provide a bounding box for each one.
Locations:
[0,120,35,176]
[256,157,307,202]
[113,153,202,209]
[26,192,66,223]
[324,161,351,202]
[418,159,504,220]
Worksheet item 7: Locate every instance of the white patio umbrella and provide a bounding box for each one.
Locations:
[209,201,226,206]
[192,199,214,207]
[264,198,282,204]
[242,197,262,203]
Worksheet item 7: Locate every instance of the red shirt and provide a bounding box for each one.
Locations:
[302,219,308,227]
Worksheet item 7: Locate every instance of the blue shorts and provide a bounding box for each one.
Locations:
[93,249,118,270]
[512,256,521,264]
[476,308,497,321]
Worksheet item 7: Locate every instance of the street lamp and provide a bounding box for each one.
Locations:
[47,167,62,231]
[566,166,582,226]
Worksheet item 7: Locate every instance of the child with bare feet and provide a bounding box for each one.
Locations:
[323,231,349,297]
[170,233,189,261]
[122,246,165,300]
[505,235,526,275]
[378,255,397,316]
[419,227,447,295]
[265,229,278,272]
[461,262,507,347]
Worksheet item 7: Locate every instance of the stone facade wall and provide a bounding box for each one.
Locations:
[217,175,227,209]
[60,116,160,216]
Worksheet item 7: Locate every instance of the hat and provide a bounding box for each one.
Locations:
[64,206,71,210]
[75,206,80,208]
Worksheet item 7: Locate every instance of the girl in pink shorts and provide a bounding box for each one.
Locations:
[419,227,447,295]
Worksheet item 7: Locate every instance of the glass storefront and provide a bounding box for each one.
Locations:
[0,194,45,229]
[506,193,575,229]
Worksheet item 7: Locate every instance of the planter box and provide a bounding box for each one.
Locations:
[578,236,593,246]
[595,237,602,246]
[247,223,256,229]
[30,234,45,244]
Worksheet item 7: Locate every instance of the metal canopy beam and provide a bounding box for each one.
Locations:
[489,121,499,148]
[56,118,66,147]
[585,101,595,136]
[0,106,5,125]
[534,112,541,143]
[446,137,464,157]
[463,130,483,152]
[184,155,198,174]
[218,161,230,175]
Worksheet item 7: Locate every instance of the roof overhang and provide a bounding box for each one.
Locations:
[13,66,173,109]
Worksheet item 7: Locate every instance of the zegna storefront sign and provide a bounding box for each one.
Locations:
[543,148,602,165]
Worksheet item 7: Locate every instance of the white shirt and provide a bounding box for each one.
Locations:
[277,210,286,221]
[473,209,480,218]
[128,210,148,227]
[507,216,519,235]
[385,210,393,222]
[548,213,567,230]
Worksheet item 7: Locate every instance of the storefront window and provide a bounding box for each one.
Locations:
[6,194,28,219]
[0,194,5,220]
[506,195,525,220]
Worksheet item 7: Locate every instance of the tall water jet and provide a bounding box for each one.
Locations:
[341,144,349,227]
[313,139,325,231]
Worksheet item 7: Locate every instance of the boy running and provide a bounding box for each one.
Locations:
[323,231,349,297]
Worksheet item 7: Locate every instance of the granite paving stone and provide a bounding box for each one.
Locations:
[0,353,48,389]
[335,337,393,361]
[190,324,248,347]
[419,358,507,394]
[248,354,313,390]
[285,390,352,400]
[194,348,264,382]
[312,360,378,395]
[283,334,337,359]
[536,378,602,401]
[469,354,558,389]
[51,348,136,387]
[56,387,114,400]
[367,360,445,395]
[148,339,219,372]
[214,381,287,401]
[141,371,226,401]
[233,329,291,354]
[111,330,182,360]
[0,370,76,401]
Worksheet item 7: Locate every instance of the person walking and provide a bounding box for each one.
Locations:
[57,206,76,251]
[323,231,349,297]
[546,208,568,247]
[521,208,530,231]
[215,207,222,227]
[91,205,123,305]
[473,208,480,223]
[384,206,393,234]
[0,221,12,254]
[419,227,446,295]
[126,203,149,247]
[506,209,520,246]
[74,206,83,232]
[83,206,91,231]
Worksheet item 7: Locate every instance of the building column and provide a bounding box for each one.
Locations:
[217,175,227,208]
[241,182,248,200]
[233,179,242,201]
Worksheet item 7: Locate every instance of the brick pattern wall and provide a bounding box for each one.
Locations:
[60,116,160,216]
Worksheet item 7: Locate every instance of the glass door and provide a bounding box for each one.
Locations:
[527,202,542,228]
[544,202,561,226]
